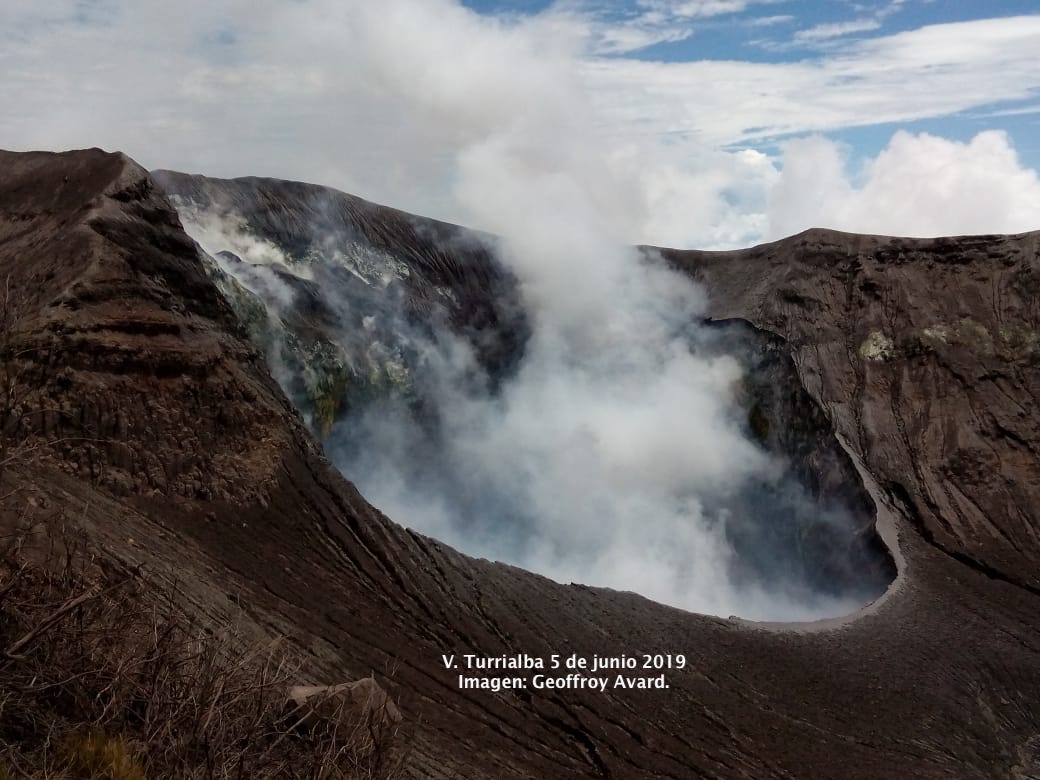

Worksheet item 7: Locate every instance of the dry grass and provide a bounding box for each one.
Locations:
[0,274,409,779]
[0,518,408,779]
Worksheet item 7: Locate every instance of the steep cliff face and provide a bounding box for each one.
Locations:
[0,149,298,504]
[151,169,529,381]
[662,230,1040,594]
[2,148,1040,779]
[706,319,895,598]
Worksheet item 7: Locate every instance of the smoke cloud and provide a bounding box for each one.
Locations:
[167,0,888,621]
[317,229,874,619]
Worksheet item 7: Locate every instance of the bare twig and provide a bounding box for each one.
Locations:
[4,585,103,659]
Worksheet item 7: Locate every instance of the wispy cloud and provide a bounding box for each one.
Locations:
[782,0,917,47]
[973,103,1040,118]
[586,16,694,54]
[569,0,787,54]
[584,16,1040,146]
[745,14,795,27]
[636,0,754,19]
[794,18,881,41]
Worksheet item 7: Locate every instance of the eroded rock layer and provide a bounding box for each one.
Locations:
[1,148,1039,779]
[662,231,1040,594]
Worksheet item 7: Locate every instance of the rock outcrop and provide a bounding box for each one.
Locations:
[1,148,1039,779]
[152,168,529,382]
[661,231,1040,594]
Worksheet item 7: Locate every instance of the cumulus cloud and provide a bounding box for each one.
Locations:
[768,130,1040,238]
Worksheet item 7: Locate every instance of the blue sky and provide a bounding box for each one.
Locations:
[452,0,1040,169]
[463,0,1040,60]
[1,0,1039,245]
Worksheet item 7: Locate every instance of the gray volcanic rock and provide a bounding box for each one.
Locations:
[151,169,531,443]
[151,168,529,380]
[706,319,896,598]
[660,231,1040,593]
[2,148,1040,779]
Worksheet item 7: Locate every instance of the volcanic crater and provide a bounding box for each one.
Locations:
[2,147,1039,779]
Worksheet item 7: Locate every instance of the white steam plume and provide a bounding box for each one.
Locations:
[319,0,872,620]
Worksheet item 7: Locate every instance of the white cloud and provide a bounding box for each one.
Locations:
[794,18,881,41]
[562,0,789,55]
[976,104,1040,118]
[637,0,754,19]
[0,2,1037,248]
[768,130,1040,238]
[590,20,693,55]
[877,0,912,19]
[746,14,795,27]
[584,16,1040,146]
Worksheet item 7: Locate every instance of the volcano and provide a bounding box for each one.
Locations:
[2,147,1040,778]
